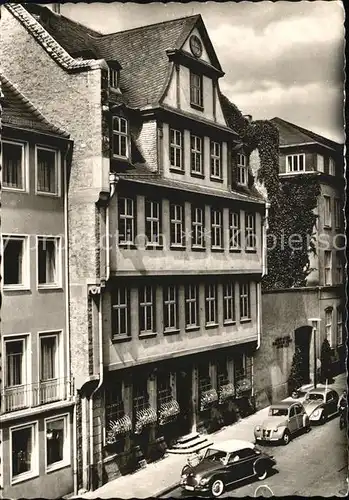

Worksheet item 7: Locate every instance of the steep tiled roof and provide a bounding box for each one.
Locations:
[271,117,340,150]
[5,3,104,72]
[0,74,70,137]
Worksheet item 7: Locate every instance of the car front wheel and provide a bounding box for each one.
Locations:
[211,478,225,497]
[281,430,291,445]
[319,412,326,425]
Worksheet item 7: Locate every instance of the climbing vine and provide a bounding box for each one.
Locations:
[220,92,321,290]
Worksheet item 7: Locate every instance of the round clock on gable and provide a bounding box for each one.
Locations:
[189,35,203,58]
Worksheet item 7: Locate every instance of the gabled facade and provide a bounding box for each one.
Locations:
[1,3,267,493]
[253,117,345,405]
[0,74,74,498]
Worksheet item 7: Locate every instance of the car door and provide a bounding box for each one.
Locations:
[288,405,298,433]
[294,404,305,429]
[227,448,256,483]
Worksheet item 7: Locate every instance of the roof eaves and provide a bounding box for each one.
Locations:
[0,74,70,138]
[5,4,106,72]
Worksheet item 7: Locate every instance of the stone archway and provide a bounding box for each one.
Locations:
[294,326,312,384]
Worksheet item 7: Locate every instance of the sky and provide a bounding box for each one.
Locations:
[62,1,345,143]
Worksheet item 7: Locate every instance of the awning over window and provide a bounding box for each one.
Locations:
[200,388,218,411]
[218,383,235,404]
[159,399,180,425]
[135,406,157,434]
[106,414,132,443]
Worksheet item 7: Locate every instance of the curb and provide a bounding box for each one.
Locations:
[154,481,181,498]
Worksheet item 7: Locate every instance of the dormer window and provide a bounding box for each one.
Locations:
[190,71,203,109]
[109,69,119,89]
[237,153,248,186]
[112,116,128,159]
[286,154,305,172]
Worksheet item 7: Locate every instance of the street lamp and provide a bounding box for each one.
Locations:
[308,318,321,388]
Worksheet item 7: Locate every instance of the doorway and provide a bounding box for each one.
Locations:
[294,326,312,384]
[176,364,193,435]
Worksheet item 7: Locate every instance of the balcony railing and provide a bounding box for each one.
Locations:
[1,378,71,413]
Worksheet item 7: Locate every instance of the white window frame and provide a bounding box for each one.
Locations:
[334,198,341,229]
[190,72,203,108]
[36,236,62,289]
[109,68,119,89]
[229,211,241,250]
[1,139,28,192]
[139,286,156,334]
[35,145,60,197]
[1,234,30,291]
[185,284,198,329]
[211,208,223,249]
[286,154,305,173]
[328,157,335,176]
[169,128,183,171]
[163,285,178,332]
[210,141,222,179]
[39,332,61,382]
[245,213,256,250]
[325,308,333,346]
[190,135,203,175]
[205,284,218,326]
[192,207,205,248]
[317,154,324,173]
[239,282,251,320]
[112,116,129,159]
[10,421,39,484]
[112,288,130,337]
[170,203,185,247]
[324,250,332,285]
[223,282,236,325]
[337,307,343,346]
[118,197,135,245]
[145,200,161,246]
[237,153,248,186]
[44,414,70,472]
[323,195,332,228]
[4,334,30,389]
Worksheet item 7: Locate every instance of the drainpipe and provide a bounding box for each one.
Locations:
[106,173,119,282]
[262,202,270,277]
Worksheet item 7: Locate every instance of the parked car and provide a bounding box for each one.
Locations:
[302,387,339,424]
[254,401,310,445]
[180,439,276,498]
[291,383,325,400]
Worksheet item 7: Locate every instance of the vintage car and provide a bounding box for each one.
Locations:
[254,401,310,445]
[291,383,326,400]
[180,439,276,497]
[302,387,339,424]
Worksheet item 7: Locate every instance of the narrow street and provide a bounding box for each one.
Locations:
[161,415,348,498]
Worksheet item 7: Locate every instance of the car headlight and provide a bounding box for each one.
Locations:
[312,409,321,418]
[199,478,210,486]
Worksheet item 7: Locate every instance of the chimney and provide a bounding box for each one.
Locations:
[243,114,253,123]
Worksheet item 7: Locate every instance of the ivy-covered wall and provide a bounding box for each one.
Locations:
[220,92,321,290]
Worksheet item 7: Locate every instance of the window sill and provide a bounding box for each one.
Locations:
[240,318,252,323]
[191,246,206,252]
[169,167,185,175]
[190,172,205,179]
[112,335,132,344]
[139,332,157,339]
[170,245,186,251]
[205,323,219,330]
[2,186,27,193]
[210,177,223,183]
[164,328,180,336]
[11,471,39,486]
[229,248,242,253]
[38,284,63,291]
[36,190,59,198]
[112,154,130,162]
[146,244,163,250]
[118,243,137,249]
[3,285,31,293]
[211,247,224,253]
[46,461,71,474]
[323,225,332,230]
[223,320,236,326]
[236,182,248,188]
[245,248,257,254]
[185,325,200,332]
[190,102,204,112]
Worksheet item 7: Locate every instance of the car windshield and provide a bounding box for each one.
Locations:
[269,407,288,416]
[306,393,324,402]
[204,449,228,462]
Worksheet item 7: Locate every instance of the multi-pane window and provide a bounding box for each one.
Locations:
[325,308,333,346]
[217,359,229,388]
[169,129,183,171]
[185,284,198,328]
[139,286,155,334]
[11,424,37,479]
[229,211,241,250]
[210,141,222,179]
[245,213,256,250]
[109,69,119,89]
[336,251,343,284]
[192,207,205,248]
[45,416,68,469]
[337,307,343,346]
[286,154,305,172]
[211,209,223,249]
[36,147,58,195]
[328,157,335,176]
[223,282,235,324]
[2,140,25,190]
[118,197,135,245]
[105,381,123,423]
[170,203,185,247]
[205,284,218,326]
[237,153,248,185]
[133,380,149,413]
[145,200,161,246]
[163,285,178,332]
[239,282,251,320]
[190,135,203,175]
[112,116,128,158]
[38,237,60,287]
[2,235,28,288]
[40,334,58,382]
[324,196,332,227]
[334,198,341,229]
[317,154,324,172]
[157,373,172,405]
[5,338,26,388]
[324,250,332,285]
[112,288,130,337]
[198,363,212,395]
[190,72,203,108]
